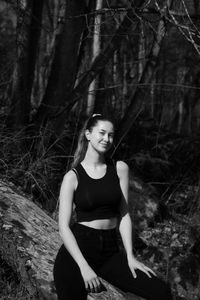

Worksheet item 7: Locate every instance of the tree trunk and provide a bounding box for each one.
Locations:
[86,0,103,116]
[32,0,63,109]
[113,2,172,154]
[49,1,147,135]
[150,79,155,118]
[0,180,142,300]
[0,180,61,299]
[138,22,145,80]
[122,52,128,114]
[7,0,44,129]
[176,67,188,133]
[33,0,87,132]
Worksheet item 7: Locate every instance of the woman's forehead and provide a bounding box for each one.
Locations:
[94,120,114,131]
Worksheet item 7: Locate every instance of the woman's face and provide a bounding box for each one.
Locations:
[86,120,114,153]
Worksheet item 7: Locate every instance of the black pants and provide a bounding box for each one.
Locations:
[53,223,173,300]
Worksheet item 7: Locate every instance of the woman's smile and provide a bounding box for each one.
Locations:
[86,121,114,153]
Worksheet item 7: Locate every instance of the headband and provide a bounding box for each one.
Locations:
[91,113,102,118]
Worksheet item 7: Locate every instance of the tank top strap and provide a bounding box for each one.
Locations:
[105,158,119,178]
[71,164,85,184]
[71,168,79,182]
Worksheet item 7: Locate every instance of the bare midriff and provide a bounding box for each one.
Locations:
[78,217,117,230]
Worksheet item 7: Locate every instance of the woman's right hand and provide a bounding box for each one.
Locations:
[80,263,102,293]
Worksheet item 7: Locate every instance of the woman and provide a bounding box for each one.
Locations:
[53,114,173,300]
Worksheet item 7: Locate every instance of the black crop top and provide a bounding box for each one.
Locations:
[72,159,122,222]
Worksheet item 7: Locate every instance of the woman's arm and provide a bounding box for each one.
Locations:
[58,171,102,292]
[116,161,133,255]
[117,161,155,278]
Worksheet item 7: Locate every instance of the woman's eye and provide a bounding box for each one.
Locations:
[99,131,114,138]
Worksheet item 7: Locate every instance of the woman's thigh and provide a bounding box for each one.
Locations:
[53,245,87,300]
[98,251,173,300]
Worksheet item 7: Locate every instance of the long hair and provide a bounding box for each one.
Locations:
[71,114,114,168]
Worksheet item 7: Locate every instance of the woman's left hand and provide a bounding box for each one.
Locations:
[127,254,156,279]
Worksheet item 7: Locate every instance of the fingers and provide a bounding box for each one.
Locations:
[145,266,157,277]
[138,264,153,278]
[137,264,157,278]
[130,268,137,279]
[85,276,102,293]
[129,263,157,279]
[93,277,102,293]
[141,267,152,278]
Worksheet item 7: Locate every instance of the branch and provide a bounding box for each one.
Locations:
[52,5,143,119]
[112,0,174,155]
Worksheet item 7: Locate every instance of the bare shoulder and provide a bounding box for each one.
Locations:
[116,160,129,178]
[61,169,78,189]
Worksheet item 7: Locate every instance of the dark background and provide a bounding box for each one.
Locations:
[0,1,200,299]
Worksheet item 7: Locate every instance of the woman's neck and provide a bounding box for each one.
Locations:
[83,150,105,166]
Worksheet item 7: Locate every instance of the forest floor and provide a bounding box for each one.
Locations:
[138,217,200,300]
[128,177,200,300]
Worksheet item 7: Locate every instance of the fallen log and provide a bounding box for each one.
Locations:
[0,180,142,300]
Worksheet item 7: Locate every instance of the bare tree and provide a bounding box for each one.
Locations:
[86,0,103,116]
[7,0,44,128]
[33,0,87,134]
[47,1,147,135]
[113,0,174,153]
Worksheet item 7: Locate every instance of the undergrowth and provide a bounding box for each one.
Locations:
[0,126,74,213]
[0,257,32,299]
[0,122,200,299]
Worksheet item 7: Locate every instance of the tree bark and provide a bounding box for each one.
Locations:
[86,0,103,116]
[0,180,61,299]
[0,180,142,300]
[31,0,62,109]
[138,22,145,80]
[7,0,44,128]
[33,0,87,132]
[176,67,188,133]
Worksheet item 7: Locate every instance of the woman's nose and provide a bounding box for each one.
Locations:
[103,134,109,141]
